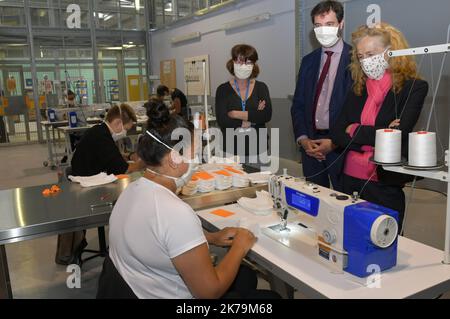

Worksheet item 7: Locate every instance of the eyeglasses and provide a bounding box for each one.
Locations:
[234,59,254,66]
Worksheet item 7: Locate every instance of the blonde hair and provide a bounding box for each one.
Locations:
[350,22,420,96]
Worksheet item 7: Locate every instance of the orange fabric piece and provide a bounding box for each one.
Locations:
[192,171,215,180]
[210,209,235,218]
[224,166,244,174]
[43,184,62,196]
[213,170,232,177]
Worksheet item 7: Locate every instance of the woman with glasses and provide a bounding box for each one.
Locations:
[215,44,272,162]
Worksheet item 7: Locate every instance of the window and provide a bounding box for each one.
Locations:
[0,6,25,27]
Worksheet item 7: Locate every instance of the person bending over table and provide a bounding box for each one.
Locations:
[55,104,145,266]
[71,103,144,176]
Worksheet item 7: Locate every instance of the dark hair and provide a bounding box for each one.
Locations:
[105,103,137,124]
[67,90,75,96]
[226,44,260,78]
[311,0,344,24]
[137,101,194,166]
[171,88,188,108]
[156,85,170,98]
[143,99,159,117]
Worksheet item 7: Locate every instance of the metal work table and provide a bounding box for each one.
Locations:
[197,204,450,299]
[0,174,266,299]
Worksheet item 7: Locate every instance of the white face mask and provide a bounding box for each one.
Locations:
[360,48,390,80]
[314,26,340,48]
[234,63,254,80]
[145,130,199,188]
[108,105,127,142]
[112,126,127,142]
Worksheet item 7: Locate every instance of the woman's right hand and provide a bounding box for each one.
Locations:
[232,228,256,255]
[389,119,401,128]
[257,100,266,111]
[241,121,251,128]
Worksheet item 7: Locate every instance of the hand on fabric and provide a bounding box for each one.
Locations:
[232,228,257,255]
[206,227,239,247]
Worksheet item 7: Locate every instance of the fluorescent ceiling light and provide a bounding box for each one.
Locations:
[98,12,113,21]
[223,12,271,31]
[104,44,136,50]
[170,32,201,44]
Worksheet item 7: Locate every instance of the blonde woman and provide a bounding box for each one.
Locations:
[332,23,429,230]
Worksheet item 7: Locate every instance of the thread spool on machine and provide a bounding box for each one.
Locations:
[374,129,403,164]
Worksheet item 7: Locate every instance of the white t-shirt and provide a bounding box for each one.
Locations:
[109,177,207,299]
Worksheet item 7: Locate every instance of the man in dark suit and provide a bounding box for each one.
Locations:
[291,0,352,191]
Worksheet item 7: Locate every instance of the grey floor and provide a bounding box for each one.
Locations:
[1,143,449,299]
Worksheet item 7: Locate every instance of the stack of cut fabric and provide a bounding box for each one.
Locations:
[212,170,233,190]
[209,156,240,164]
[237,190,274,216]
[223,166,249,188]
[246,171,272,184]
[181,180,198,196]
[192,171,216,193]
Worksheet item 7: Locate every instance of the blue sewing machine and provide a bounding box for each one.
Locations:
[266,175,399,278]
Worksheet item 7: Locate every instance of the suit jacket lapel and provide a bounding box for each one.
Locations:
[329,45,349,119]
[376,89,396,126]
[310,49,322,96]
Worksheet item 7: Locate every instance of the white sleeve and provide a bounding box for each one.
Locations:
[162,204,207,259]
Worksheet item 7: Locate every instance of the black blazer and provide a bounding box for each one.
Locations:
[332,79,429,186]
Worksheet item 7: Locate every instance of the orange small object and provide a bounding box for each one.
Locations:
[210,209,235,218]
[115,174,129,180]
[43,185,62,196]
[223,166,244,174]
[192,171,215,180]
[214,170,232,177]
[50,185,61,193]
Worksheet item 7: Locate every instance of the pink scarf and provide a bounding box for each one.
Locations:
[344,72,393,181]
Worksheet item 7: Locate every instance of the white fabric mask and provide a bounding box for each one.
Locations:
[145,130,199,188]
[107,105,127,141]
[360,48,390,80]
[314,26,340,48]
[234,63,254,80]
[112,126,127,142]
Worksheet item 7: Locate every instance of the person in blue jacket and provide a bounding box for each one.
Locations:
[291,0,352,191]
